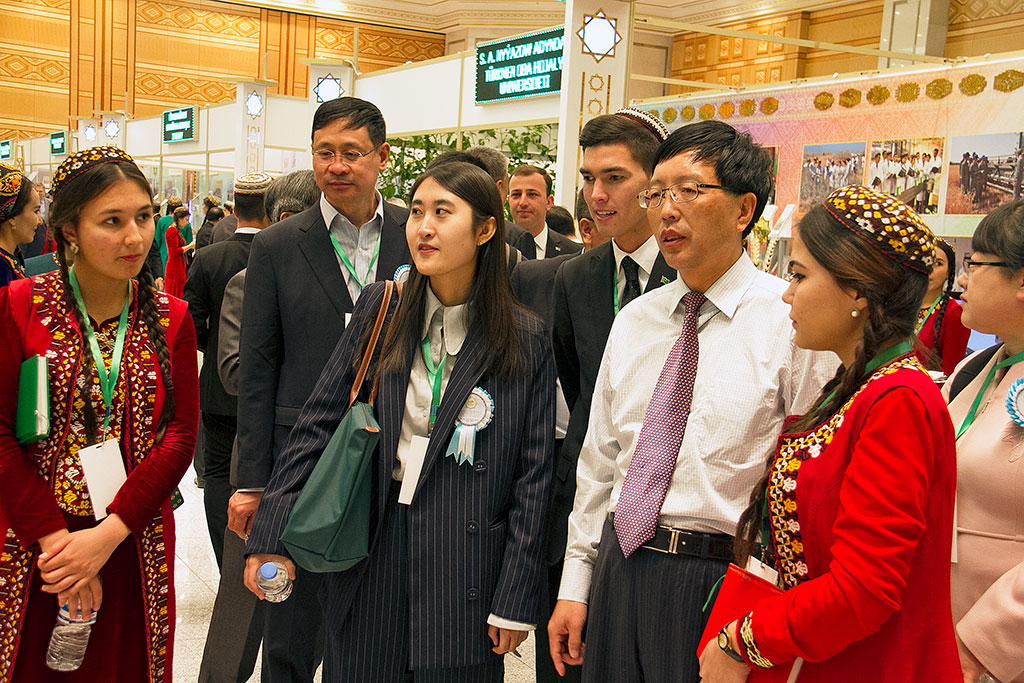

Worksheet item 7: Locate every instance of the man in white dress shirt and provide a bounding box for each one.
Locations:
[547,120,835,682]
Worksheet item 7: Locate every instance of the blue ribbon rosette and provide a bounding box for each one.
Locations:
[445,387,493,466]
[1007,378,1024,429]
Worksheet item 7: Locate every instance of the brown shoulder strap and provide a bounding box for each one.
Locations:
[349,281,393,410]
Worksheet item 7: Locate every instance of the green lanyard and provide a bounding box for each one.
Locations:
[818,340,915,410]
[915,296,941,334]
[69,267,131,434]
[612,267,620,317]
[956,348,1024,439]
[328,229,382,291]
[420,336,446,432]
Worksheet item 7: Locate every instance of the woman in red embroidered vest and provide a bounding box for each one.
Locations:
[699,186,960,682]
[162,206,193,299]
[0,162,39,288]
[916,238,970,376]
[0,146,199,682]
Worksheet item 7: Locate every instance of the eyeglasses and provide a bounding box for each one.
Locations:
[962,256,1011,277]
[637,181,736,209]
[312,147,378,165]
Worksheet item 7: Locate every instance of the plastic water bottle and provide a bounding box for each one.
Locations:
[45,605,97,671]
[256,561,292,602]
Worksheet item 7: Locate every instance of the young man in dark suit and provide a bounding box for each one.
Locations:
[541,109,674,683]
[184,172,272,570]
[229,97,410,683]
[509,165,583,260]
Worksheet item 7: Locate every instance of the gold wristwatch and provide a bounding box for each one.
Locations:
[718,625,744,663]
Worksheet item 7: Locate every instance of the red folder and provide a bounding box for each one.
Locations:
[697,563,797,682]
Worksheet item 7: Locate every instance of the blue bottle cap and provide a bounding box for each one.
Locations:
[259,562,278,580]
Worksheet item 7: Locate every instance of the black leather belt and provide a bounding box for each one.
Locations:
[610,514,734,561]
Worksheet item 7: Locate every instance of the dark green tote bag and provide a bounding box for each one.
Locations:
[281,281,394,573]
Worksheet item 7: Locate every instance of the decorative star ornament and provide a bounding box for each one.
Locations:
[314,74,344,102]
[103,120,120,139]
[577,10,622,63]
[83,125,97,142]
[245,91,264,119]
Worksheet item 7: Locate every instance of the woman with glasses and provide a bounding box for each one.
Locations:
[915,238,971,376]
[700,187,959,683]
[947,199,1024,683]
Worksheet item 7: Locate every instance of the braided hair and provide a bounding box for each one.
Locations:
[923,240,957,371]
[734,204,928,566]
[49,161,176,443]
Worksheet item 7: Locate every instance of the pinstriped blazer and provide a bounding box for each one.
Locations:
[247,281,557,669]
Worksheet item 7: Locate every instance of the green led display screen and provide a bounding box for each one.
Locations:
[49,132,66,156]
[163,106,197,143]
[0,140,11,161]
[476,27,564,104]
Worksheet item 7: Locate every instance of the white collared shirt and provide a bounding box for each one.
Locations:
[394,287,535,632]
[611,234,660,304]
[533,226,549,260]
[558,254,837,603]
[234,226,260,235]
[320,192,385,305]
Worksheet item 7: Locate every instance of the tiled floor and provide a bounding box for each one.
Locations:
[170,468,538,682]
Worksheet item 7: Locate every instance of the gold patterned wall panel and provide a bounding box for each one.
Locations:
[802,0,881,77]
[946,1,1024,57]
[313,17,444,73]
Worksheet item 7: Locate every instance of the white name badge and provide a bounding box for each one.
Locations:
[77,438,128,521]
[746,555,779,585]
[398,435,428,505]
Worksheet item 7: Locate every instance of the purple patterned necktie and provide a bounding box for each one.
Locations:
[614,290,706,558]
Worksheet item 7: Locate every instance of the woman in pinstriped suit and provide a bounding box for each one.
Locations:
[244,161,557,682]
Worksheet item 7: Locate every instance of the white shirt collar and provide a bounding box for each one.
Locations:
[611,234,659,279]
[421,286,469,356]
[533,226,549,258]
[234,226,260,234]
[319,190,384,231]
[669,253,758,320]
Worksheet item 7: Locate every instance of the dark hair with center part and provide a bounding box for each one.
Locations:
[653,120,774,238]
[733,203,928,566]
[920,239,957,371]
[375,161,528,380]
[311,97,386,148]
[49,161,176,443]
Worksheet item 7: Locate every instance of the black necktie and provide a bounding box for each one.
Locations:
[621,256,642,308]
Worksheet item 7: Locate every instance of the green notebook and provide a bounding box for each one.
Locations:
[16,355,49,444]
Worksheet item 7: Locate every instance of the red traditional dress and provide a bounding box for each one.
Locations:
[742,355,961,681]
[915,297,971,376]
[163,224,187,298]
[0,271,199,683]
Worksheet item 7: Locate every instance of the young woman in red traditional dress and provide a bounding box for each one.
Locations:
[0,146,199,682]
[0,162,39,289]
[699,186,960,682]
[916,238,970,376]
[162,206,193,298]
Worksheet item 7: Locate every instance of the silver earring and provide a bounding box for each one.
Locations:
[851,309,860,318]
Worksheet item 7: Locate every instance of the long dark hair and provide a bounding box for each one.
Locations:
[734,203,928,565]
[922,239,957,370]
[376,161,527,380]
[50,161,176,443]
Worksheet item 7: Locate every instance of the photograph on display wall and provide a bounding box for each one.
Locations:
[799,142,866,215]
[946,131,1024,215]
[864,137,945,214]
[764,145,779,206]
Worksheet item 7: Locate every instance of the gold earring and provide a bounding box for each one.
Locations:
[851,309,860,318]
[69,243,79,255]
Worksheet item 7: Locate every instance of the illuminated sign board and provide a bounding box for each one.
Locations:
[162,106,197,143]
[476,27,564,104]
[49,132,66,156]
[0,140,11,161]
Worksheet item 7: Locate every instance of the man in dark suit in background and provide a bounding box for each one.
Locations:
[464,145,532,248]
[229,97,410,683]
[542,109,674,683]
[185,172,272,570]
[546,205,577,241]
[198,169,321,683]
[509,165,583,260]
